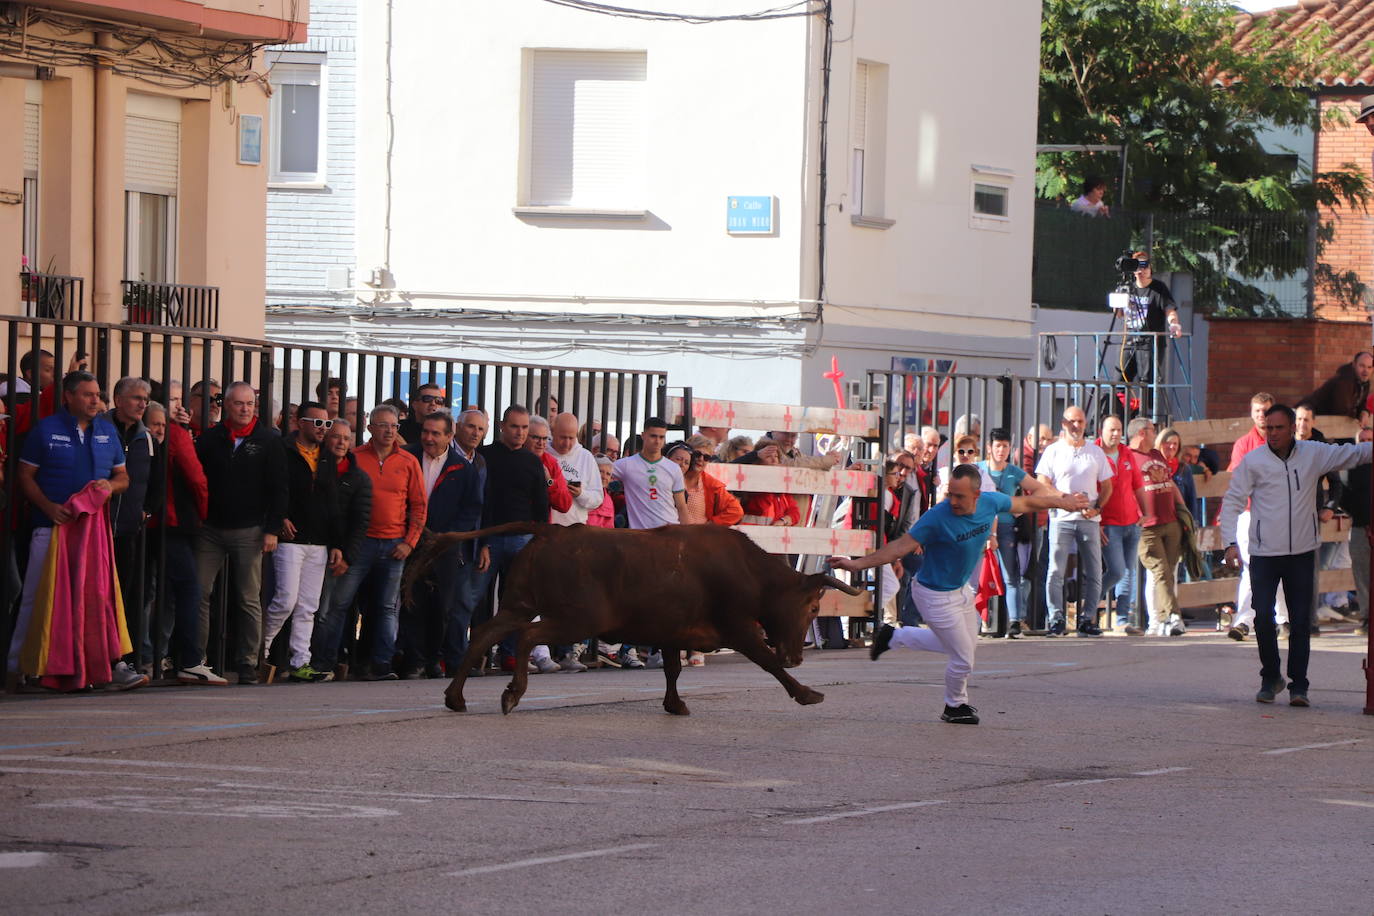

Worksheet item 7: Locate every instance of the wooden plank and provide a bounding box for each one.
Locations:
[1195,517,1352,551]
[668,396,879,438]
[1176,568,1354,609]
[704,462,878,498]
[733,524,875,556]
[1173,415,1360,447]
[1193,470,1230,499]
[818,589,874,618]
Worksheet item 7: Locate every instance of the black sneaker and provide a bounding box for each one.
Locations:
[1046,619,1067,637]
[940,703,980,725]
[1076,623,1103,637]
[365,667,399,682]
[1289,692,1310,707]
[1005,621,1023,639]
[1227,623,1250,641]
[235,666,259,686]
[1255,677,1287,704]
[870,624,895,661]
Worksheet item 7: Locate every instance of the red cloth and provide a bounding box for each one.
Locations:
[974,545,1005,623]
[1228,426,1265,472]
[227,415,258,443]
[1095,441,1144,526]
[1138,449,1178,527]
[587,491,615,528]
[151,420,208,528]
[539,451,572,516]
[20,482,129,691]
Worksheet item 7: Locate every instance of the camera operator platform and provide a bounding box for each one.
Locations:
[1117,251,1183,388]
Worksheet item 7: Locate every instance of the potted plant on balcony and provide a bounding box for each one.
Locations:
[123,276,170,325]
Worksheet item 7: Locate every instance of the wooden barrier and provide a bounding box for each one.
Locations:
[703,463,878,498]
[668,396,880,438]
[1177,568,1355,609]
[1173,414,1360,446]
[1194,516,1353,551]
[732,524,875,557]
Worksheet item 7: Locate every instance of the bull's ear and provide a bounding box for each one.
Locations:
[810,573,863,596]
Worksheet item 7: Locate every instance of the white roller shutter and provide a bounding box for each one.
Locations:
[24,103,39,175]
[125,115,180,195]
[853,61,869,149]
[529,50,646,208]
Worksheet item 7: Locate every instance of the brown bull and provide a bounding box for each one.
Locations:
[406,521,863,716]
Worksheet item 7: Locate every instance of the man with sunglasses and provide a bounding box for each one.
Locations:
[399,383,447,446]
[186,379,222,439]
[262,402,339,682]
[1036,405,1113,637]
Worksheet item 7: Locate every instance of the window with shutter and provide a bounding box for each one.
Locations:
[525,50,647,209]
[24,102,40,176]
[124,99,180,284]
[850,60,889,222]
[852,62,867,213]
[268,58,326,185]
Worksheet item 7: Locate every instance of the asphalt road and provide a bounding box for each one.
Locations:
[3,627,1373,915]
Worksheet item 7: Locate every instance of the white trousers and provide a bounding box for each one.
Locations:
[1232,511,1289,628]
[263,542,327,668]
[889,581,980,707]
[6,528,52,671]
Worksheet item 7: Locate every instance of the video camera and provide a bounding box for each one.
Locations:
[1114,254,1147,274]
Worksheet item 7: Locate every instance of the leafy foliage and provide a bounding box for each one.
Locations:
[1038,0,1372,315]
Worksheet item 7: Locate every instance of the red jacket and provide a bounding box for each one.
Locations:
[153,421,208,529]
[352,442,427,547]
[701,473,744,525]
[1228,427,1265,472]
[742,491,800,526]
[1094,440,1144,526]
[539,451,572,517]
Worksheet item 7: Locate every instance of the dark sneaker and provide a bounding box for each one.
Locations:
[1005,621,1023,639]
[236,666,259,686]
[365,667,399,682]
[870,624,895,661]
[1076,623,1103,638]
[940,703,980,725]
[423,663,444,679]
[1227,623,1250,641]
[1046,618,1067,637]
[1289,692,1310,707]
[1309,625,1321,637]
[1255,677,1287,704]
[1123,624,1145,636]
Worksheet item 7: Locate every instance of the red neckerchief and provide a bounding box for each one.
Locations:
[228,416,258,442]
[1166,457,1180,476]
[336,456,350,475]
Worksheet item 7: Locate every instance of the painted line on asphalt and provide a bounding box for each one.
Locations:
[1320,799,1374,810]
[1133,767,1191,777]
[0,742,78,751]
[1262,739,1362,756]
[1048,778,1122,788]
[0,755,291,773]
[447,843,657,877]
[783,800,948,825]
[0,852,53,868]
[206,781,593,806]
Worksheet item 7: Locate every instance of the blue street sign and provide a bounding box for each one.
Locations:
[727,195,775,235]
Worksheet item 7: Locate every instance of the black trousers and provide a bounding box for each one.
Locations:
[1250,551,1316,693]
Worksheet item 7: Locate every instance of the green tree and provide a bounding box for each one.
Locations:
[1037,0,1370,315]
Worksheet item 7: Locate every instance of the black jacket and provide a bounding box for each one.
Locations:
[1341,461,1371,528]
[281,433,340,547]
[1306,362,1369,420]
[335,451,373,566]
[105,409,162,537]
[195,421,288,532]
[478,442,548,526]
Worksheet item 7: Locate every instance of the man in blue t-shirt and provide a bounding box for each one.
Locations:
[831,465,1086,724]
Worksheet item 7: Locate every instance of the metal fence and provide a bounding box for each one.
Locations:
[0,312,667,681]
[1033,204,1329,318]
[19,271,84,321]
[122,281,221,330]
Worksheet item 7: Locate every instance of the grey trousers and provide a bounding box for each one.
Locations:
[195,525,265,670]
[1352,527,1370,624]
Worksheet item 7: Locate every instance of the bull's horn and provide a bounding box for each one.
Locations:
[821,575,864,596]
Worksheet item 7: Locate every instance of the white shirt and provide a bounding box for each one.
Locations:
[421,450,446,499]
[1035,438,1113,522]
[612,453,684,529]
[550,442,604,526]
[1071,195,1108,217]
[935,465,995,500]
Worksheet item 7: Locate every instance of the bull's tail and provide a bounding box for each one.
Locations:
[402,521,552,605]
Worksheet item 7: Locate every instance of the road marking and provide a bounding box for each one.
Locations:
[0,742,79,751]
[1321,799,1374,810]
[37,794,400,819]
[783,800,948,825]
[1048,778,1122,788]
[447,843,657,877]
[1133,767,1191,777]
[0,852,52,868]
[1263,739,1361,756]
[0,755,291,773]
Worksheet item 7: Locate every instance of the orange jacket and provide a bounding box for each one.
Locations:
[702,473,744,525]
[352,442,427,546]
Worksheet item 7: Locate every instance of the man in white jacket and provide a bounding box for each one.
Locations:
[549,412,604,526]
[1220,403,1372,706]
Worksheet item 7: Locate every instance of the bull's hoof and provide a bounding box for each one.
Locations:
[444,693,467,713]
[500,689,520,715]
[794,688,825,706]
[663,700,691,716]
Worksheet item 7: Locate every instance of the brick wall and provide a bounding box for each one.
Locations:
[264,0,356,304]
[1206,316,1371,418]
[1314,95,1374,321]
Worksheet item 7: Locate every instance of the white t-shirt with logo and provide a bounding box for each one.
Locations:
[612,454,684,529]
[1035,438,1113,522]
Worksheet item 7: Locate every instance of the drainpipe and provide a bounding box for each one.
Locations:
[92,32,119,325]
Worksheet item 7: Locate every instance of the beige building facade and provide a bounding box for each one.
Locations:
[0,1,308,340]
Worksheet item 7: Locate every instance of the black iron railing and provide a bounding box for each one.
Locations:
[19,272,84,321]
[122,281,219,330]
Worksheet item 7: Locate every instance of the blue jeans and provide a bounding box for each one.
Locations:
[1046,518,1103,628]
[1101,523,1140,626]
[436,544,486,670]
[465,534,533,657]
[994,524,1025,623]
[310,537,405,672]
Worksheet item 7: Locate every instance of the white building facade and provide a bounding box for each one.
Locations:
[266,0,1043,406]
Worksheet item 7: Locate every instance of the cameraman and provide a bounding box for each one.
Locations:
[1120,251,1182,397]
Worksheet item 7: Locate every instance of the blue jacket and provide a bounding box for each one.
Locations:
[405,445,485,551]
[20,409,126,527]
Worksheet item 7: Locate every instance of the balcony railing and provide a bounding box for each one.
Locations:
[19,272,85,321]
[122,281,219,330]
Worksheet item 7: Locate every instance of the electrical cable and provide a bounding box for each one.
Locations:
[538,0,819,24]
